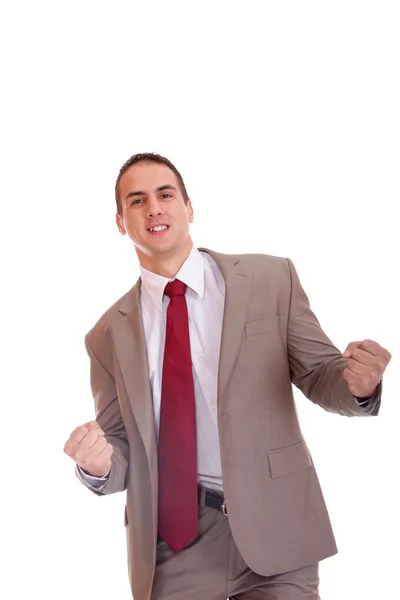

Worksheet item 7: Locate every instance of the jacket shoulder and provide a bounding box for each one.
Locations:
[236,252,289,269]
[201,247,294,284]
[238,254,295,294]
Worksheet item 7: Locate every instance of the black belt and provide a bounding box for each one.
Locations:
[198,485,227,515]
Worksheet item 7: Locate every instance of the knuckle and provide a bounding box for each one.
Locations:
[360,340,372,352]
[368,371,378,384]
[378,359,386,371]
[85,430,96,442]
[70,426,83,440]
[74,451,84,463]
[66,443,79,460]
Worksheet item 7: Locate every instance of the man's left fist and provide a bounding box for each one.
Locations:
[342,339,391,399]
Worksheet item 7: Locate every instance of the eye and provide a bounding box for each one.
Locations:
[131,198,144,205]
[160,193,172,199]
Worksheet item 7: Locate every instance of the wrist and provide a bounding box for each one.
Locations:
[80,465,110,478]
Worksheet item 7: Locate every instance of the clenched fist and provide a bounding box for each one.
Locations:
[342,339,391,398]
[64,420,113,477]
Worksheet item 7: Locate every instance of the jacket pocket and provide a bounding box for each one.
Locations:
[245,316,279,337]
[267,440,312,479]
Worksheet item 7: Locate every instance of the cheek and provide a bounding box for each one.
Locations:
[125,217,142,234]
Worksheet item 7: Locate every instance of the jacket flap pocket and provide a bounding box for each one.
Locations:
[245,316,278,337]
[267,440,312,479]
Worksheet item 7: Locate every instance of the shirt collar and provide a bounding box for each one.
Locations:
[139,245,205,312]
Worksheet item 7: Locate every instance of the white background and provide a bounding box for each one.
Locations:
[1,1,399,599]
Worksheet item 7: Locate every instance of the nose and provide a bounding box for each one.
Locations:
[147,196,164,218]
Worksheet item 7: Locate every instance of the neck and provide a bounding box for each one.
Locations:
[137,241,194,278]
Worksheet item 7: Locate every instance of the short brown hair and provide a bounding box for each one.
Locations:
[115,152,190,215]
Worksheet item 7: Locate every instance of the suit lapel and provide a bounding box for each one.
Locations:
[199,248,252,405]
[113,281,158,506]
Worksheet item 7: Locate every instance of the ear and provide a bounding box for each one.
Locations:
[116,213,126,235]
[187,200,194,223]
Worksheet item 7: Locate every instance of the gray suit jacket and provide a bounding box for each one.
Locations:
[76,249,381,600]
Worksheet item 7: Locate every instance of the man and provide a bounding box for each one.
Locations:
[64,152,391,600]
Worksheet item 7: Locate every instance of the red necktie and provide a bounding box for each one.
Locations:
[157,279,198,552]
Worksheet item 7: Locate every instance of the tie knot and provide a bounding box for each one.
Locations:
[164,279,187,298]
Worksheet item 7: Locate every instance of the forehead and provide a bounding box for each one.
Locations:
[119,161,178,195]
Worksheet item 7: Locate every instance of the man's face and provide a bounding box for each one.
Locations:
[116,161,194,261]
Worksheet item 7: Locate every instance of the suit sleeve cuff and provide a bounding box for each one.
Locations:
[77,465,111,489]
[354,380,382,415]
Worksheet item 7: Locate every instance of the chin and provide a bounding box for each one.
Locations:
[142,243,174,256]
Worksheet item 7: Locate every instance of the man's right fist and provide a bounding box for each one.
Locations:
[64,420,113,477]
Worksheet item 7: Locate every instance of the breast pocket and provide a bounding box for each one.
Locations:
[245,316,279,337]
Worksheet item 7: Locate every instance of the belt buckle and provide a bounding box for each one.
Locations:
[221,500,228,516]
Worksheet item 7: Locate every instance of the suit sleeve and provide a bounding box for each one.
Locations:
[76,465,110,492]
[286,258,381,417]
[75,331,129,495]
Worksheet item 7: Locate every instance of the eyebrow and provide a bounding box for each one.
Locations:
[125,184,177,203]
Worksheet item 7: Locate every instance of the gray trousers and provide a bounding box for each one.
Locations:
[151,500,320,600]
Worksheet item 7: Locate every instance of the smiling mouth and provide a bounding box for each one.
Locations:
[148,225,170,233]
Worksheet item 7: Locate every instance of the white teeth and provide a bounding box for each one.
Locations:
[150,225,168,232]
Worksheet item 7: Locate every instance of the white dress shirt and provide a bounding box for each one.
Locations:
[82,246,226,492]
